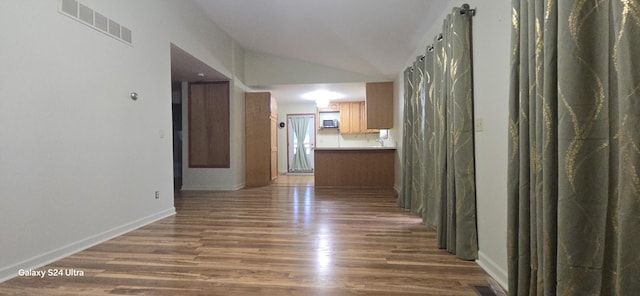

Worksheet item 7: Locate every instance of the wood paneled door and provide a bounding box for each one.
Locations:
[270,112,278,180]
[245,92,278,186]
[188,82,230,168]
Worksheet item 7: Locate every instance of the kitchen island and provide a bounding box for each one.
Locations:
[314,147,396,188]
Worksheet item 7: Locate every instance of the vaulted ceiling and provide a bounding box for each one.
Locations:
[186,0,450,103]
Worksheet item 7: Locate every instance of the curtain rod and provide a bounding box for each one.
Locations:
[460,3,476,16]
[423,5,473,57]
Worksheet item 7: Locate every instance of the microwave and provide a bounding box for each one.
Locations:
[321,119,339,128]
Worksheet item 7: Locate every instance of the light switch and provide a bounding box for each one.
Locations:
[475,118,485,132]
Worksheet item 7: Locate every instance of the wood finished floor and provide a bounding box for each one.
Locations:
[0,178,491,295]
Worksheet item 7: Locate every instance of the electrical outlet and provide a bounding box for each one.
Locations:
[155,191,159,199]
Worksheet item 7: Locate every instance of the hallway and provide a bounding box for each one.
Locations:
[0,183,491,295]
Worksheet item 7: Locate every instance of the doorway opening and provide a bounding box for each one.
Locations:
[171,82,182,191]
[170,43,229,193]
[287,114,315,174]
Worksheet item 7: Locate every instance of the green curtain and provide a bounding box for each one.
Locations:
[400,6,478,260]
[508,0,640,295]
[411,57,426,217]
[399,68,415,209]
[423,49,437,228]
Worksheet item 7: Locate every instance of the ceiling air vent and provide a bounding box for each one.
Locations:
[58,0,132,46]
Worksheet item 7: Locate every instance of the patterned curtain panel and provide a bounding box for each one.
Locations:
[399,6,478,261]
[399,68,415,210]
[508,0,640,295]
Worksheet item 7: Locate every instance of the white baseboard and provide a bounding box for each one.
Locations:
[0,208,175,283]
[181,183,245,191]
[476,251,508,292]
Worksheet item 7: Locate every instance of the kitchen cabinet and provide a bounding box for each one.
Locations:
[366,82,393,129]
[317,103,339,112]
[339,102,362,134]
[360,101,379,134]
[317,106,340,130]
[338,102,377,134]
[245,92,278,186]
[317,103,340,130]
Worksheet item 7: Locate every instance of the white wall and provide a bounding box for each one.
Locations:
[245,51,390,86]
[395,0,511,289]
[316,131,385,148]
[0,0,244,281]
[230,80,248,187]
[465,2,511,288]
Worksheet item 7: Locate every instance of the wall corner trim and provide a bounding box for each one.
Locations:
[476,251,508,293]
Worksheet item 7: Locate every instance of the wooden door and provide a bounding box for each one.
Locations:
[270,114,278,180]
[245,92,272,186]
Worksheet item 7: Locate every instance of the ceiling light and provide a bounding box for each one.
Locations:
[196,73,205,77]
[301,90,344,101]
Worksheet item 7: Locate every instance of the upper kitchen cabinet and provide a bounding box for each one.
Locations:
[339,102,362,134]
[337,101,377,135]
[360,101,379,134]
[365,82,393,129]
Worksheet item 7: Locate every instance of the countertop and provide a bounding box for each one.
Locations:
[314,146,396,151]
